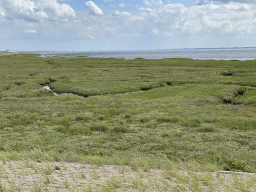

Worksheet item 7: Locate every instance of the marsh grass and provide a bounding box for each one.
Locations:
[89,122,109,132]
[0,54,256,190]
[112,126,130,133]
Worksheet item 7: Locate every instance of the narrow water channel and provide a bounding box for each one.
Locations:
[43,85,80,97]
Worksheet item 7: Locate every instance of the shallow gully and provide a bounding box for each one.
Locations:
[43,85,81,97]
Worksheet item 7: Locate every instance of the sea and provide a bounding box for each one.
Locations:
[18,47,256,60]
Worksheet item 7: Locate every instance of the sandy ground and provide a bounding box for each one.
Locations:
[0,160,256,191]
[0,160,164,191]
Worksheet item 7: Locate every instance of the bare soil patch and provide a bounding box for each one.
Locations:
[0,160,256,191]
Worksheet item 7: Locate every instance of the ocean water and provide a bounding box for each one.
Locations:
[18,47,256,60]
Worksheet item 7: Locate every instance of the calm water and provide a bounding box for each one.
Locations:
[18,48,256,60]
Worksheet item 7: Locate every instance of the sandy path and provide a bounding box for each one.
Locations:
[0,160,256,191]
[0,160,164,191]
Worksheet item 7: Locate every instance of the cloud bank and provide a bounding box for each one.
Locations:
[1,0,256,50]
[197,0,256,5]
[0,0,76,22]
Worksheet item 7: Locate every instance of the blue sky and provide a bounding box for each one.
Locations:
[0,0,256,51]
[64,0,197,11]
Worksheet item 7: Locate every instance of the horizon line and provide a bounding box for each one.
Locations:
[3,46,256,52]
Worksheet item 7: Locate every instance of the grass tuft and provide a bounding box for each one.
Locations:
[112,126,129,133]
[89,122,109,132]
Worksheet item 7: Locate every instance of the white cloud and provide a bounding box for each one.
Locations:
[113,10,132,17]
[152,28,158,34]
[119,3,125,8]
[25,29,37,33]
[143,0,163,6]
[105,27,114,31]
[77,0,256,41]
[0,0,76,22]
[0,7,5,17]
[85,1,103,15]
[197,0,256,5]
[136,1,256,36]
[89,35,95,39]
[138,8,154,12]
[199,3,255,33]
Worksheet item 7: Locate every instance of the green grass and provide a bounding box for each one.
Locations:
[0,54,256,175]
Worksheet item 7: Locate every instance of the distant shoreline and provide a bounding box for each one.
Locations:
[14,48,256,61]
[17,51,68,53]
[12,47,256,53]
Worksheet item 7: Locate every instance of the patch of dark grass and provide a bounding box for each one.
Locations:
[218,95,233,104]
[6,114,36,127]
[98,115,105,121]
[220,70,234,76]
[235,87,247,97]
[139,82,165,91]
[161,134,169,138]
[112,126,130,133]
[124,113,131,119]
[57,117,72,127]
[0,84,11,90]
[222,158,248,172]
[192,99,220,106]
[224,119,256,131]
[107,109,125,116]
[79,148,112,156]
[144,122,157,129]
[197,125,216,133]
[75,115,91,122]
[182,118,201,128]
[56,125,91,135]
[14,81,24,86]
[157,116,180,123]
[0,182,4,191]
[35,90,54,97]
[89,122,109,132]
[165,81,172,86]
[174,132,183,138]
[139,117,150,123]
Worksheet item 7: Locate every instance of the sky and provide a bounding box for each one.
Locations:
[1,0,256,51]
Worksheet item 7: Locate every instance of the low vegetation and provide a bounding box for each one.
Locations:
[0,54,256,191]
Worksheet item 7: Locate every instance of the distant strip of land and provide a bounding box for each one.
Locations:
[0,51,17,56]
[17,51,68,52]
